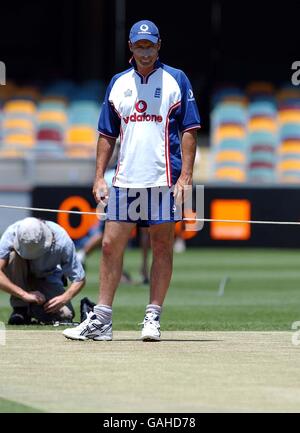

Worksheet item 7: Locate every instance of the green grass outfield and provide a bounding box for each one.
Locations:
[1,247,300,331]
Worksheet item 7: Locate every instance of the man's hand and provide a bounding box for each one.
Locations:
[44,294,68,314]
[173,173,193,206]
[93,177,109,205]
[23,291,46,305]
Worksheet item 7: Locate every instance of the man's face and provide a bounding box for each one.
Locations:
[129,39,161,69]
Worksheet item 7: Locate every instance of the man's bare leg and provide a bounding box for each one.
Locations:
[149,222,175,305]
[140,227,150,283]
[98,221,135,306]
[140,223,175,340]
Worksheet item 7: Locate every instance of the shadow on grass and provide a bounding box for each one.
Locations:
[0,397,44,413]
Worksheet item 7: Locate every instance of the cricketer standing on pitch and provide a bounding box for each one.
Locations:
[63,19,201,342]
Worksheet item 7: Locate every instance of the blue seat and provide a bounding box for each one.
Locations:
[249,101,277,117]
[212,103,247,125]
[248,131,278,146]
[280,123,300,140]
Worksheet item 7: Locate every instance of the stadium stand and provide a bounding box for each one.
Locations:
[210,88,248,183]
[2,80,300,186]
[210,82,300,184]
[277,85,300,183]
[246,83,278,183]
[0,80,104,160]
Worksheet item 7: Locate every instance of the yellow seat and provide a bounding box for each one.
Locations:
[215,150,245,163]
[4,100,36,115]
[37,111,67,123]
[278,110,300,124]
[4,133,35,147]
[214,167,246,182]
[279,141,300,154]
[278,160,300,171]
[66,126,97,146]
[248,118,277,133]
[213,125,246,144]
[3,118,34,131]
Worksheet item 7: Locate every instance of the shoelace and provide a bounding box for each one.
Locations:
[77,311,96,330]
[139,313,160,327]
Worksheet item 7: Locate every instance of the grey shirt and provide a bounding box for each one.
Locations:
[0,220,85,284]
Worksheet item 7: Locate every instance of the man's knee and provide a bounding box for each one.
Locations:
[102,238,118,256]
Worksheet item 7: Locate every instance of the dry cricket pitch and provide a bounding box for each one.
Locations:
[0,331,299,413]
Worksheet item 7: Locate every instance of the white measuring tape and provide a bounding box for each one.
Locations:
[0,204,300,225]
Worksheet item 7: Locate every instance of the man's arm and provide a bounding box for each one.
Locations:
[93,135,117,203]
[174,129,197,203]
[0,258,45,304]
[44,239,86,314]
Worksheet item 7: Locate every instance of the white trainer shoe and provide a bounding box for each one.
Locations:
[63,311,112,341]
[140,312,161,341]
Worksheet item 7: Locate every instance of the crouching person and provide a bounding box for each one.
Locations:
[0,217,85,325]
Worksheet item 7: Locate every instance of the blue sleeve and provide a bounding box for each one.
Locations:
[177,72,201,132]
[98,78,121,138]
[0,227,15,260]
[61,240,85,282]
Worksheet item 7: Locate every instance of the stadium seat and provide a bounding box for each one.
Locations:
[3,100,36,116]
[65,126,97,146]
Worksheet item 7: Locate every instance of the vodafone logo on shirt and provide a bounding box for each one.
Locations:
[123,100,163,124]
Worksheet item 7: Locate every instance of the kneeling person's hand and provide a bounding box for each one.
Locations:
[23,291,46,305]
[44,294,67,314]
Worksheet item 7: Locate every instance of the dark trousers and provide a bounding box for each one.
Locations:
[4,252,74,322]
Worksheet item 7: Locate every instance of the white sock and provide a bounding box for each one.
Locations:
[145,304,162,319]
[93,304,112,324]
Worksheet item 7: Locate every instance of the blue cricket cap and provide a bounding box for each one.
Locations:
[129,20,160,44]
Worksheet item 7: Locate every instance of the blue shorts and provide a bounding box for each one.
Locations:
[106,186,182,227]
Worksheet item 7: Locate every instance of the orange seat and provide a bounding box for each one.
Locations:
[278,110,300,124]
[214,167,246,182]
[3,118,34,131]
[4,133,35,147]
[279,142,300,154]
[213,125,246,144]
[278,160,300,171]
[248,118,277,133]
[4,100,36,115]
[66,126,97,146]
[215,150,246,163]
[37,111,67,123]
